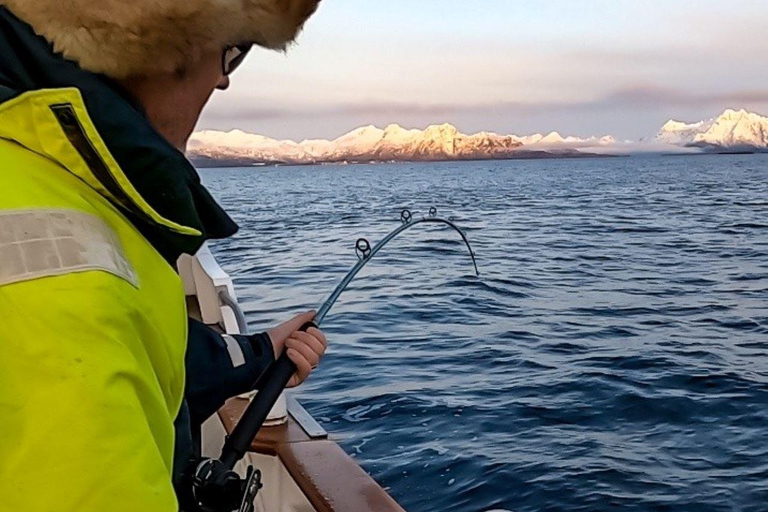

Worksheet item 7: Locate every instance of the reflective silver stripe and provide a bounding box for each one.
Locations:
[222,334,246,368]
[0,209,138,288]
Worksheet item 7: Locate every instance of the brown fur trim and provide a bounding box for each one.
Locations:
[1,0,320,78]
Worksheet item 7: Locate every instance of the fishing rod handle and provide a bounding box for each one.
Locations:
[219,321,317,469]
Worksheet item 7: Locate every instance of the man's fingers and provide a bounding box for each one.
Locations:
[290,330,326,356]
[267,310,316,345]
[285,337,320,368]
[286,348,312,383]
[281,310,316,337]
[306,326,327,347]
[274,314,326,388]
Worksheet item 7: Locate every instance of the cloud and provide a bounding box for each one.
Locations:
[203,102,462,122]
[202,86,768,123]
[600,86,768,108]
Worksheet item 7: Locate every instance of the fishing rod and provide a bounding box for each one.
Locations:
[190,208,479,512]
[317,207,479,323]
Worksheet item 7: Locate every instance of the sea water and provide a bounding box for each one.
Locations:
[200,154,768,512]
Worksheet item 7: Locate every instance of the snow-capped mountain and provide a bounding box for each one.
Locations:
[656,119,713,146]
[188,124,616,165]
[656,109,768,150]
[515,131,616,147]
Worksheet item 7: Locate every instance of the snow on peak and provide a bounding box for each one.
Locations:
[656,109,768,149]
[383,123,420,140]
[657,117,714,146]
[189,129,276,149]
[660,119,706,132]
[343,125,383,139]
[540,131,566,144]
[424,123,460,138]
[721,108,748,119]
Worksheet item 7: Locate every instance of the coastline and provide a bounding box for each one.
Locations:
[190,149,623,169]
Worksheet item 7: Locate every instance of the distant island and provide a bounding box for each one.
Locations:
[188,109,768,167]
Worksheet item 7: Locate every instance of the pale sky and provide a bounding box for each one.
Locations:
[198,0,768,141]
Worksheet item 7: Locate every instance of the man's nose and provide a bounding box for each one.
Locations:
[216,76,230,91]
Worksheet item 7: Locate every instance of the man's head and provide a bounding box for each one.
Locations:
[0,0,321,148]
[116,46,247,151]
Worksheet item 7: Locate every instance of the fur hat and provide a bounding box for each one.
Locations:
[0,0,321,78]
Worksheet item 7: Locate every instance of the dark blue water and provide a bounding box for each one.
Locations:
[200,154,768,512]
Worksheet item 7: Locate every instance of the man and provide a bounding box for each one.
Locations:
[0,1,325,511]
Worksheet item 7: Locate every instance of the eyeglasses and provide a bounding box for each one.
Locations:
[222,44,253,76]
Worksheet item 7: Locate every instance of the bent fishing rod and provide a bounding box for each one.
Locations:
[191,208,479,512]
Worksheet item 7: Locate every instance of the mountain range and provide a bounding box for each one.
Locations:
[188,109,768,167]
[656,109,768,151]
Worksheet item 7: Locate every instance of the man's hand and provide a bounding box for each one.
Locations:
[267,311,328,388]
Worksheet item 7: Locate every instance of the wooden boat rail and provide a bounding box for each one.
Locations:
[218,396,406,512]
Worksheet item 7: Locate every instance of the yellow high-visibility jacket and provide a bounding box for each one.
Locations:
[0,87,198,511]
[0,7,282,511]
[0,8,248,510]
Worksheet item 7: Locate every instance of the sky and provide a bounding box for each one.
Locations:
[198,0,768,142]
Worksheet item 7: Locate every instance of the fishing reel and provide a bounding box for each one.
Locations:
[184,323,318,512]
[190,458,262,512]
